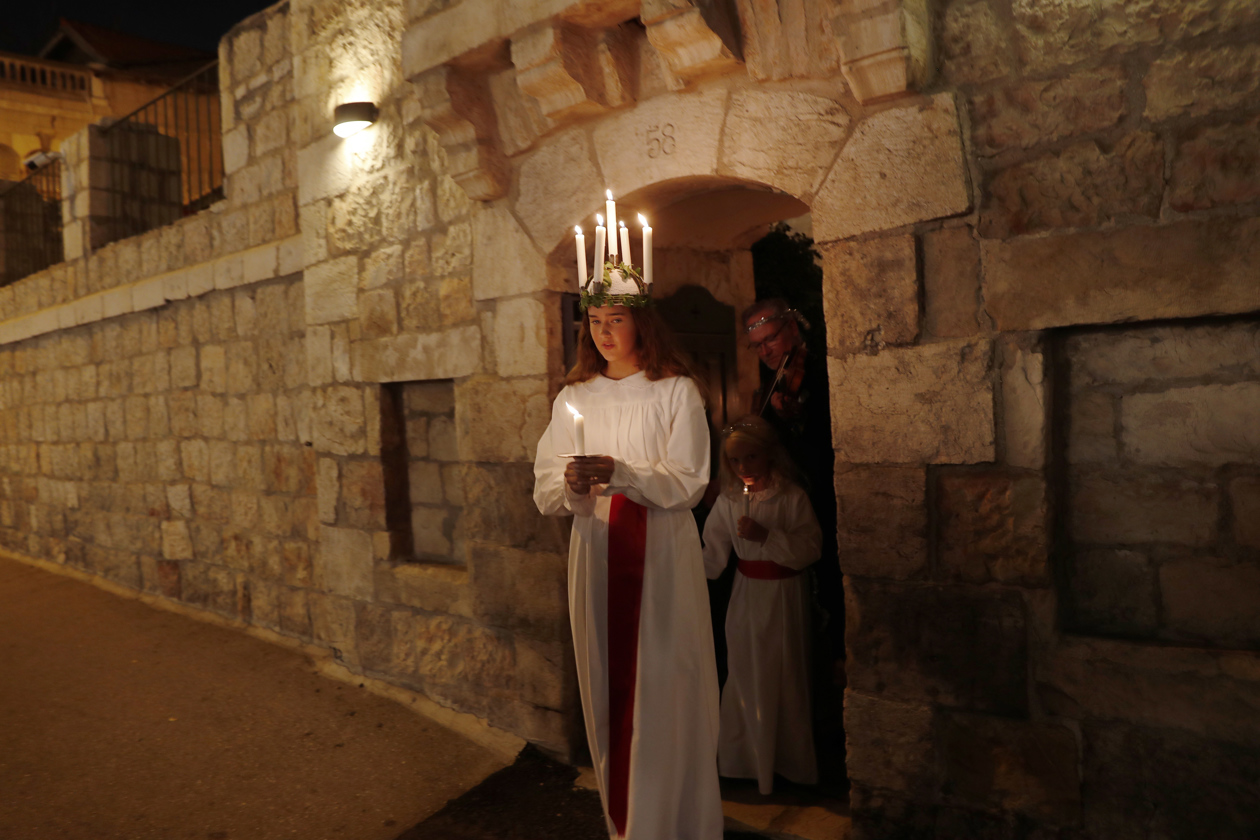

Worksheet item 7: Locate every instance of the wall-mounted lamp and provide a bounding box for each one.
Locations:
[333,101,379,138]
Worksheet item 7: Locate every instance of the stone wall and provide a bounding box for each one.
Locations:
[1,0,1259,835]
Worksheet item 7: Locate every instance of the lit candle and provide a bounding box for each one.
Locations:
[574,226,587,290]
[742,484,751,520]
[638,214,652,285]
[605,190,618,260]
[619,221,631,269]
[566,402,586,456]
[593,215,606,282]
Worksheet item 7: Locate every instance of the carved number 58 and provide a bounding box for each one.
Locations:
[646,124,676,158]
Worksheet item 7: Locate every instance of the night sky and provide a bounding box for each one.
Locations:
[2,0,279,57]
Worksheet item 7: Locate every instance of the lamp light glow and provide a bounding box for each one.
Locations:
[333,102,379,137]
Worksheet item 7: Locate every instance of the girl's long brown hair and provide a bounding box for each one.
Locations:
[565,305,702,392]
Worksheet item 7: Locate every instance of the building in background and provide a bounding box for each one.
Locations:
[0,17,213,179]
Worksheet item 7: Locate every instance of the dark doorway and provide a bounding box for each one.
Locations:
[750,222,847,798]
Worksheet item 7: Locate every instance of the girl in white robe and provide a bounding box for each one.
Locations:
[702,415,822,795]
[533,302,724,840]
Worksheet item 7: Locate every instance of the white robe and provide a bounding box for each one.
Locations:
[702,480,821,794]
[533,372,724,840]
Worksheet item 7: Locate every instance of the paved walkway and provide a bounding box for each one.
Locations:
[0,555,507,840]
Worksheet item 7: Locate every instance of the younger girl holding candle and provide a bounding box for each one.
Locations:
[534,301,722,840]
[702,415,821,795]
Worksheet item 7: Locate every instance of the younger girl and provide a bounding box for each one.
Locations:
[702,415,821,795]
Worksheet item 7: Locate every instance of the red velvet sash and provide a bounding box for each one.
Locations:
[737,558,802,580]
[607,493,647,837]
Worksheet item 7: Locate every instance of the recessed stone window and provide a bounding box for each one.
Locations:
[1054,316,1260,649]
[380,380,464,565]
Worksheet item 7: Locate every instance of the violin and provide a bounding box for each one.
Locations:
[756,347,808,421]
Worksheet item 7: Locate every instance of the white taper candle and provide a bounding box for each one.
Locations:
[575,226,587,289]
[605,190,618,259]
[593,216,606,282]
[619,221,631,269]
[566,402,586,456]
[638,214,652,285]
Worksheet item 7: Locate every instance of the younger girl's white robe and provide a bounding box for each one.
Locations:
[533,372,724,840]
[702,480,821,794]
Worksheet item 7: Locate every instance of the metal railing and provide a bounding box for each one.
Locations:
[0,158,64,287]
[100,60,222,245]
[0,52,91,98]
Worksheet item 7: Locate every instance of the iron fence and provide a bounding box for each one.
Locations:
[0,158,64,287]
[99,60,222,246]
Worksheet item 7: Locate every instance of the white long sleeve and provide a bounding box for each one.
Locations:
[702,496,735,579]
[602,377,710,511]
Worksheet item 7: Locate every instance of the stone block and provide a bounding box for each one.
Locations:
[940,713,1079,824]
[466,208,546,309]
[309,592,358,665]
[439,277,477,326]
[455,376,550,462]
[381,562,471,616]
[491,297,548,377]
[297,133,354,206]
[1068,321,1260,388]
[311,385,366,457]
[844,690,937,795]
[979,133,1163,239]
[1067,390,1116,465]
[937,0,1014,85]
[982,218,1260,331]
[830,339,995,465]
[1160,556,1260,647]
[1121,383,1260,469]
[160,520,194,560]
[352,326,482,383]
[359,288,398,339]
[592,85,726,205]
[1081,722,1260,840]
[921,226,981,340]
[1039,636,1260,748]
[317,458,338,524]
[1145,42,1260,121]
[469,543,568,640]
[413,613,515,694]
[1000,345,1045,470]
[1232,477,1260,549]
[846,577,1028,715]
[412,506,452,557]
[463,463,569,553]
[181,563,237,616]
[432,222,472,276]
[834,464,928,580]
[305,256,358,326]
[1169,116,1260,212]
[340,459,387,530]
[200,344,226,393]
[1067,549,1158,637]
[814,94,970,243]
[223,125,250,175]
[1070,473,1218,546]
[281,540,313,588]
[720,89,850,199]
[970,67,1126,155]
[819,234,918,355]
[937,471,1048,586]
[314,525,374,599]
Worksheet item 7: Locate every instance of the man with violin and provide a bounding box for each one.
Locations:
[743,299,843,676]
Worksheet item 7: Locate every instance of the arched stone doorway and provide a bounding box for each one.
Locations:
[399,0,974,806]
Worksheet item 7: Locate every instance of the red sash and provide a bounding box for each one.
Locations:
[737,558,802,580]
[607,494,647,837]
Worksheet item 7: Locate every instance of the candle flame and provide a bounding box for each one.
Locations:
[619,220,627,228]
[575,225,582,234]
[565,402,581,417]
[606,189,613,200]
[638,213,648,226]
[596,214,604,226]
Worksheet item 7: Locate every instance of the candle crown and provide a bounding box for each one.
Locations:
[580,192,652,311]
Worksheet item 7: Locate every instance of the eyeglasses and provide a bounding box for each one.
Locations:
[746,321,787,352]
